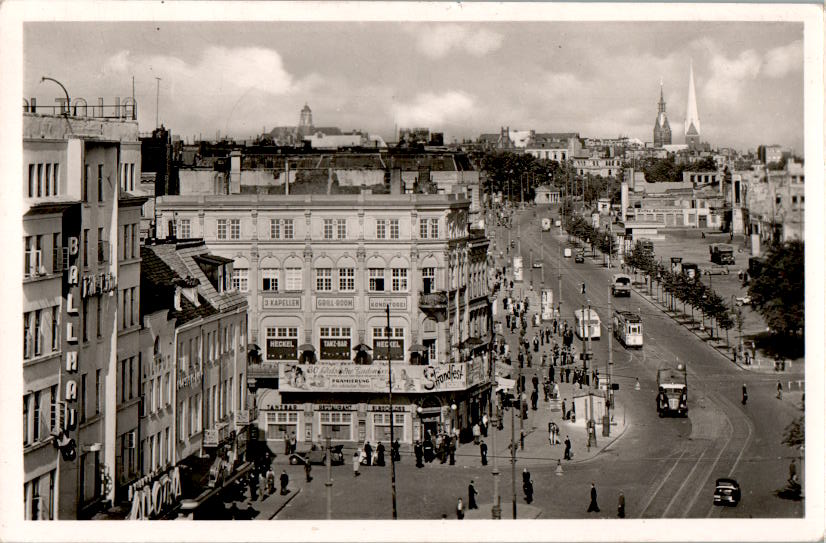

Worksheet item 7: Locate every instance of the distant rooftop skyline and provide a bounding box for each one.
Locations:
[23,20,803,153]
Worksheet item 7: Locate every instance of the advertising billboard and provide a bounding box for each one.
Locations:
[513,256,523,282]
[278,362,470,393]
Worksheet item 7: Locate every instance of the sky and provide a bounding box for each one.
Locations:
[23,21,804,152]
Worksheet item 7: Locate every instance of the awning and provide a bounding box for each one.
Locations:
[352,343,372,352]
[298,344,316,352]
[408,343,426,353]
[495,377,516,392]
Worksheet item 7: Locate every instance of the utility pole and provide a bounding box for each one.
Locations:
[517,346,524,450]
[154,77,161,128]
[325,430,332,519]
[510,395,517,519]
[606,289,613,435]
[558,245,563,317]
[488,305,501,519]
[386,305,398,520]
[529,248,533,288]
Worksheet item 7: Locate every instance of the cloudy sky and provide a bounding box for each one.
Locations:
[24,21,803,151]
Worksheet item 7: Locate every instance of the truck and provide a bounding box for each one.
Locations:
[709,243,735,265]
[611,273,632,297]
[678,262,699,280]
[656,364,687,417]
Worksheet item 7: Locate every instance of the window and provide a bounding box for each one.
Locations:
[83,164,89,202]
[391,268,408,292]
[376,220,386,239]
[96,297,101,338]
[285,267,302,291]
[82,299,88,342]
[229,219,240,240]
[315,268,332,291]
[51,306,59,351]
[319,412,353,440]
[420,219,428,239]
[336,219,347,239]
[323,219,334,240]
[217,219,227,240]
[424,338,437,363]
[338,268,355,291]
[36,164,43,197]
[132,223,138,259]
[369,268,385,291]
[270,219,281,239]
[262,268,279,291]
[97,227,105,263]
[23,395,30,446]
[79,373,87,423]
[52,233,61,273]
[422,267,435,293]
[389,219,399,239]
[232,268,249,292]
[24,237,32,277]
[82,229,89,268]
[44,164,51,196]
[179,219,191,238]
[23,312,32,359]
[430,218,439,238]
[122,225,129,260]
[283,219,294,239]
[373,413,405,442]
[266,411,299,440]
[32,391,42,442]
[129,164,135,192]
[97,164,104,202]
[95,369,101,415]
[28,164,35,198]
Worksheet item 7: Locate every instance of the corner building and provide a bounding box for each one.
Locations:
[155,191,493,448]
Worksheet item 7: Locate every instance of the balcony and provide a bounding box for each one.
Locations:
[418,290,448,318]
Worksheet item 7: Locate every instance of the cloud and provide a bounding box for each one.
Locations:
[413,24,503,59]
[763,40,802,78]
[393,91,477,127]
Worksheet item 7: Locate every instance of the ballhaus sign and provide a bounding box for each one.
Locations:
[127,467,182,520]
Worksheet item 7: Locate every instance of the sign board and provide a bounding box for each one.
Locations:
[320,338,351,360]
[369,297,407,311]
[203,429,220,447]
[278,362,470,393]
[316,297,354,310]
[263,297,301,310]
[372,338,404,361]
[513,257,523,282]
[127,467,182,520]
[267,338,298,360]
[235,410,250,426]
[541,288,554,321]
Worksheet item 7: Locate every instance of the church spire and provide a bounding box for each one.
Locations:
[685,60,701,148]
[658,78,666,113]
[653,79,671,147]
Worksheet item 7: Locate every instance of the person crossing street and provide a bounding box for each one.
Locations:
[480,440,488,466]
[468,480,479,510]
[587,482,600,513]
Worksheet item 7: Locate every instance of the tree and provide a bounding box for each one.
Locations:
[748,240,804,337]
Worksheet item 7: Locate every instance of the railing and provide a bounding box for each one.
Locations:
[23,100,137,121]
[418,290,448,309]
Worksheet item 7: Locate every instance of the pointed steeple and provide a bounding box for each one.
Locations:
[658,79,666,113]
[653,78,671,147]
[685,60,701,141]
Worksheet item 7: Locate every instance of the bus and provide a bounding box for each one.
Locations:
[574,308,601,340]
[613,310,643,348]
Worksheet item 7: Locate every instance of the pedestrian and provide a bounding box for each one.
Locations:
[553,318,558,334]
[742,383,748,405]
[548,423,554,447]
[549,365,555,384]
[352,451,361,477]
[304,460,312,482]
[522,468,533,504]
[777,381,783,400]
[564,436,572,460]
[449,435,457,465]
[414,440,424,468]
[393,439,401,462]
[480,440,488,466]
[468,480,479,509]
[283,435,291,455]
[561,399,567,419]
[289,433,297,454]
[531,388,539,410]
[565,367,571,383]
[280,470,289,495]
[456,498,465,519]
[543,379,550,402]
[364,441,373,466]
[266,467,275,496]
[473,422,481,445]
[532,374,539,390]
[482,414,489,437]
[587,482,600,513]
[377,442,386,466]
[617,491,626,518]
[249,471,259,500]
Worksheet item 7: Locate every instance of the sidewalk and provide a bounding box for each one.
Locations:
[631,281,803,376]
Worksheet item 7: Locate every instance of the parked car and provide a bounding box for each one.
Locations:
[289,444,345,466]
[735,296,752,307]
[713,478,741,506]
[532,262,543,269]
[574,253,585,263]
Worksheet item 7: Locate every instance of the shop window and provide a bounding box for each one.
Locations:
[266,411,298,440]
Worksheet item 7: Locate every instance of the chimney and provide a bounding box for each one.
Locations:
[390,168,402,195]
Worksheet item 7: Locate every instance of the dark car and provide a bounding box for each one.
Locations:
[289,444,345,466]
[574,253,585,263]
[713,478,741,506]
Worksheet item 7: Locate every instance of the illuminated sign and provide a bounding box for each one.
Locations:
[127,467,182,520]
[267,338,298,360]
[320,338,351,360]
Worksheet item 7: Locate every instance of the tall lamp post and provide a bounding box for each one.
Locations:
[386,305,398,519]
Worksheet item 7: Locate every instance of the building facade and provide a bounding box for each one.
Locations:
[155,191,493,447]
[23,110,143,519]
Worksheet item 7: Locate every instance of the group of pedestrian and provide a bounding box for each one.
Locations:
[352,439,399,476]
[413,431,458,467]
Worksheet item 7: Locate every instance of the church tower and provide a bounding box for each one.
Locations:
[298,103,314,138]
[653,80,672,147]
[684,61,701,150]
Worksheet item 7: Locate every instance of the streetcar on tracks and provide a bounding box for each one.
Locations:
[613,310,643,348]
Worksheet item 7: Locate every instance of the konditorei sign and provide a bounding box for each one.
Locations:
[368,297,407,311]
